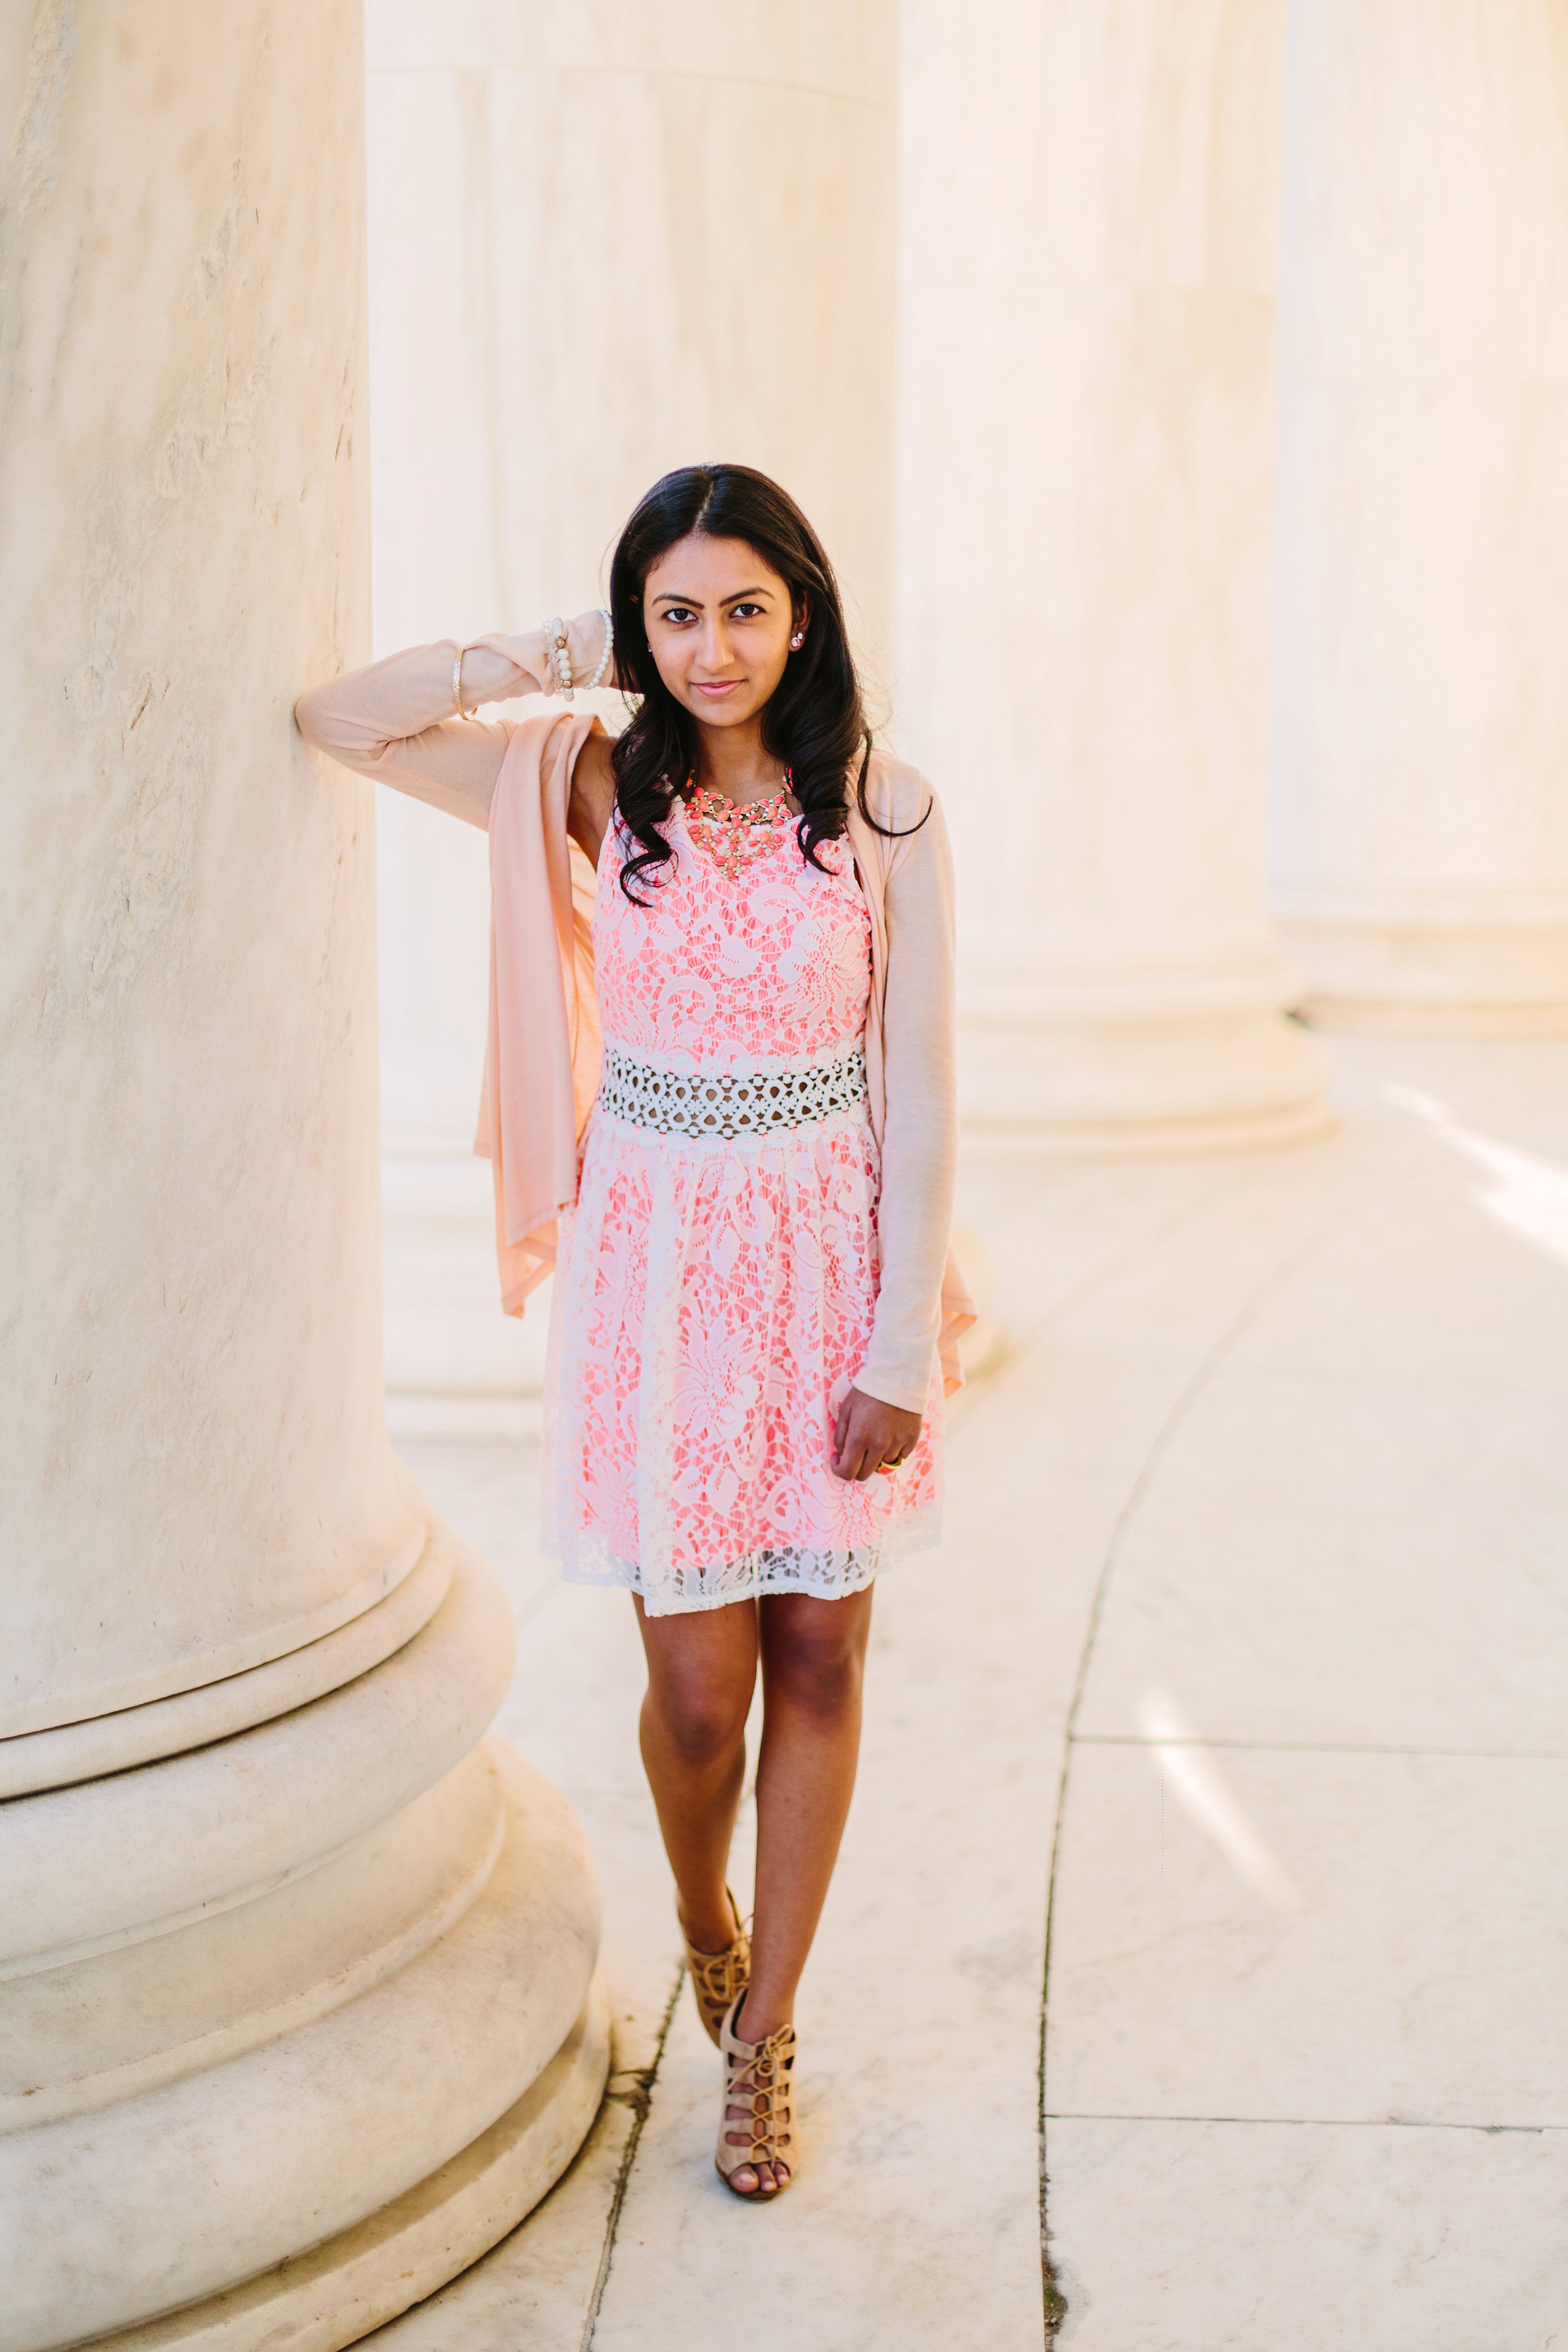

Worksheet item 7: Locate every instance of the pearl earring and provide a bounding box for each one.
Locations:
[790,631,805,650]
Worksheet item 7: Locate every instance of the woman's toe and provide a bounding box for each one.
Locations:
[730,2163,760,2194]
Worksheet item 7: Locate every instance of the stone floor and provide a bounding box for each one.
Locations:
[368,1037,1568,2352]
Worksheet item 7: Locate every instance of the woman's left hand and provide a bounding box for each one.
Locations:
[831,1388,923,1483]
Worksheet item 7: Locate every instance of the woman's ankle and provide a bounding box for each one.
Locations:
[678,1888,740,1956]
[732,1986,793,2043]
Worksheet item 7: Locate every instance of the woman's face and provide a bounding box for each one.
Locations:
[641,533,803,730]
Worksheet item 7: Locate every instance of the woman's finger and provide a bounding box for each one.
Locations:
[832,1394,852,1460]
[839,1407,876,1482]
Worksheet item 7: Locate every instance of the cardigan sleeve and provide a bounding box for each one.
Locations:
[853,789,959,1416]
[292,615,610,827]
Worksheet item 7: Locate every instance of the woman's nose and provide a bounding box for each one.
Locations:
[700,620,732,672]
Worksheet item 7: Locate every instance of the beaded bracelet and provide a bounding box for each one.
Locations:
[544,616,573,701]
[585,607,614,690]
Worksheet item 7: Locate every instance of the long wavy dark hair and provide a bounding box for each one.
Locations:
[607,464,912,903]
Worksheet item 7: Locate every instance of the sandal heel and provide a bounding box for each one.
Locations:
[679,1887,750,2049]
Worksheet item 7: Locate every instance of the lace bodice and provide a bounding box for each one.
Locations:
[594,803,871,1070]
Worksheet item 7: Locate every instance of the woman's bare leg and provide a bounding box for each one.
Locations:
[634,1583,874,2193]
[633,1594,758,1957]
[743,1585,874,2042]
[694,1584,869,2191]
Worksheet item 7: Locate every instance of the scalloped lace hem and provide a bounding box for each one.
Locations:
[548,1507,943,1616]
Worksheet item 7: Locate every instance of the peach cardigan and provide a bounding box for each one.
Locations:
[296,631,973,1414]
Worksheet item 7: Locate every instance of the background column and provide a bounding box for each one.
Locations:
[1267,0,1568,1033]
[364,0,898,1428]
[0,6,603,2346]
[897,0,1328,1149]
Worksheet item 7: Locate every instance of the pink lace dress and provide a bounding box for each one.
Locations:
[542,793,943,1615]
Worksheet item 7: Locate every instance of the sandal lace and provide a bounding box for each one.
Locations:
[720,2016,797,2183]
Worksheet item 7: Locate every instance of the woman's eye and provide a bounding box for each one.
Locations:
[661,607,697,626]
[731,603,764,620]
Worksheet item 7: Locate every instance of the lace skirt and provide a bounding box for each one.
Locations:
[542,1090,943,1616]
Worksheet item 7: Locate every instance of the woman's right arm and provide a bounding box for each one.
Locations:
[293,614,612,829]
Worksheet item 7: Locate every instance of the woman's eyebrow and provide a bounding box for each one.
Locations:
[652,586,774,606]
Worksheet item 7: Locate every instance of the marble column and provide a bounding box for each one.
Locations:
[0,8,604,2348]
[897,0,1328,1149]
[1267,1,1568,1034]
[365,0,898,1424]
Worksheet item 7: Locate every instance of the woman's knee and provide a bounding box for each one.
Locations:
[765,1623,866,1720]
[645,1675,750,1767]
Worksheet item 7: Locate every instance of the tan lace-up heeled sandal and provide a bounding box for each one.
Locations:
[715,1994,798,2199]
[680,1889,751,2048]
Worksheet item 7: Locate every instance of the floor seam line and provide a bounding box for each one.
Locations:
[1058,1191,1374,1756]
[1043,2111,1568,2134]
[1036,1186,1374,2344]
[580,1961,685,2351]
[1068,1736,1568,1759]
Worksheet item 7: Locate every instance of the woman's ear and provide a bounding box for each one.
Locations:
[790,592,811,652]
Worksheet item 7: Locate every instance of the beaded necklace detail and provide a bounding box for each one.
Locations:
[685,776,794,880]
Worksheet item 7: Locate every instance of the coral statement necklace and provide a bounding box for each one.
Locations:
[684,773,794,880]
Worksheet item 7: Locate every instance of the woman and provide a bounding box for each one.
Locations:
[297,464,969,2201]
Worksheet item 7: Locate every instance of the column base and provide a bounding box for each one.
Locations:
[1277,903,1568,1039]
[382,1146,547,1440]
[960,1001,1332,1156]
[5,1691,605,2352]
[957,945,1333,1155]
[92,1979,611,2352]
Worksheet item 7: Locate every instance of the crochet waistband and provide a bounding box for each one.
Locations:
[596,1044,868,1142]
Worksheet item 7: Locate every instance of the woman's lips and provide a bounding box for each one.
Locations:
[694,680,742,698]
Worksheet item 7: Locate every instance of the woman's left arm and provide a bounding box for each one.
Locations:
[837,789,959,1463]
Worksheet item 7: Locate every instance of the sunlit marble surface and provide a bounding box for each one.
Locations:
[375,1038,1568,2350]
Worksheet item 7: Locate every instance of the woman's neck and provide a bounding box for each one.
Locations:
[692,719,790,810]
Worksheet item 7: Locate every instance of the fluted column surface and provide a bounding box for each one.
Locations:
[897,0,1328,1149]
[1268,0,1568,1032]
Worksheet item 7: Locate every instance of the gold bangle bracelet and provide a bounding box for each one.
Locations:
[452,644,477,721]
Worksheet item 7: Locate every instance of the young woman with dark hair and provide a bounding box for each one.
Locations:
[297,465,969,2201]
